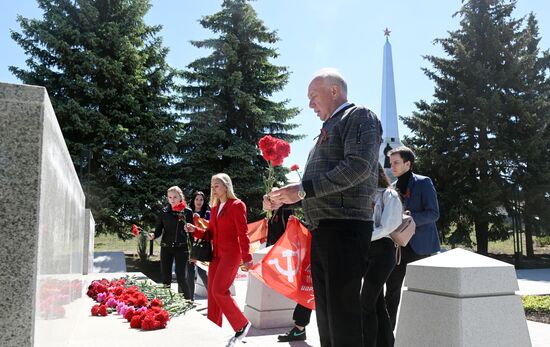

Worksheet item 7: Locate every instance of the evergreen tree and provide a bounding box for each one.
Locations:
[499,15,550,256]
[10,0,180,236]
[404,0,549,254]
[180,0,301,218]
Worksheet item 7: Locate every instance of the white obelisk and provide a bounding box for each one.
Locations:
[379,28,402,170]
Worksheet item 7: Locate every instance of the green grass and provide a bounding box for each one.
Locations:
[94,233,137,252]
[522,295,550,314]
[94,233,161,256]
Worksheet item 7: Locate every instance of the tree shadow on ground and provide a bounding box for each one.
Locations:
[486,253,550,269]
[124,252,162,283]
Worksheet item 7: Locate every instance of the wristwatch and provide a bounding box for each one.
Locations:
[297,188,306,200]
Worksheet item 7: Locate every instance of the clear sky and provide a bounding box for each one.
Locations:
[1,0,549,176]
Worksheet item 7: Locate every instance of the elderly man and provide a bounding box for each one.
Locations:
[267,68,381,346]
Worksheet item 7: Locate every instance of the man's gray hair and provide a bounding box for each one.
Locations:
[313,68,348,96]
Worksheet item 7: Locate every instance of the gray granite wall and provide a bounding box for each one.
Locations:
[83,209,95,275]
[0,82,89,346]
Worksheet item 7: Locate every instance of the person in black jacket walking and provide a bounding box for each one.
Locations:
[148,186,194,299]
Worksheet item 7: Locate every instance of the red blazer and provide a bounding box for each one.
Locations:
[193,199,252,263]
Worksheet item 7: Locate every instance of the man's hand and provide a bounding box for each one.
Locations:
[268,183,301,205]
[263,193,283,212]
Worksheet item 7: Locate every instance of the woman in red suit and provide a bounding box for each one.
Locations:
[185,173,253,344]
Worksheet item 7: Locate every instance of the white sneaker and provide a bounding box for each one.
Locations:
[226,336,237,347]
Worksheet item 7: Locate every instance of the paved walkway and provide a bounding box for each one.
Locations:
[35,267,550,346]
[517,268,550,295]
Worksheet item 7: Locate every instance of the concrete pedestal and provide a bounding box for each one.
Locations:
[244,246,296,328]
[395,248,531,347]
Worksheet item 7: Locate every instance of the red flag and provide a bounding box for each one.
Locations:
[249,217,314,310]
[193,215,209,229]
[247,218,268,243]
[247,218,268,254]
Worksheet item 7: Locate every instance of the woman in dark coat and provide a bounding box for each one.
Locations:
[148,186,193,299]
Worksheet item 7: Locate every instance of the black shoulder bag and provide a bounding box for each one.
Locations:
[191,229,212,262]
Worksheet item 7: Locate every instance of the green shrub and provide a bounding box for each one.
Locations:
[534,235,550,247]
[522,295,550,314]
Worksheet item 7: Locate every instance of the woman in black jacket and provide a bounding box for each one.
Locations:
[148,186,193,299]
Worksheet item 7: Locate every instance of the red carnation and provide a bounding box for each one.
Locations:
[124,306,136,321]
[290,163,303,183]
[258,135,292,218]
[130,313,144,329]
[155,310,170,325]
[91,304,100,316]
[98,305,108,316]
[258,135,277,161]
[172,202,187,212]
[149,298,163,308]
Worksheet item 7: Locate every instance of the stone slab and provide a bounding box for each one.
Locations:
[0,82,88,346]
[93,252,127,273]
[243,305,295,329]
[405,248,518,297]
[82,209,95,275]
[245,273,296,311]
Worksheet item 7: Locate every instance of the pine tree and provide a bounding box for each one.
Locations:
[180,0,301,218]
[404,0,547,254]
[10,0,180,236]
[499,15,550,256]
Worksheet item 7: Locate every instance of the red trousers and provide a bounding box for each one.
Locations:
[207,254,248,331]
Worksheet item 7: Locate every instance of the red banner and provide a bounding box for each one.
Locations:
[193,215,209,229]
[247,218,268,254]
[249,216,315,310]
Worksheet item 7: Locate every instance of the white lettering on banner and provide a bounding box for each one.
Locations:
[268,249,297,282]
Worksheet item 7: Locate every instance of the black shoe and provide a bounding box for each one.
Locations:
[234,321,251,341]
[278,326,306,342]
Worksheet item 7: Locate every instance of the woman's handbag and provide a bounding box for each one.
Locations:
[191,230,212,262]
[390,213,416,265]
[390,213,416,247]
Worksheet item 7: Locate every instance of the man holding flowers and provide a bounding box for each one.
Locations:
[266,68,382,347]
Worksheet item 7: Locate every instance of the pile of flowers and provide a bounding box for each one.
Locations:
[87,276,193,331]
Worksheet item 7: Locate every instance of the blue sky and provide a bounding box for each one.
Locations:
[1,0,549,175]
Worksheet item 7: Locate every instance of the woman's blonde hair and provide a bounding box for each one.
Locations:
[167,186,185,202]
[210,173,237,206]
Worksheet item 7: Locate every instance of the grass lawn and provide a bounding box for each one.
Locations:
[94,233,162,282]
